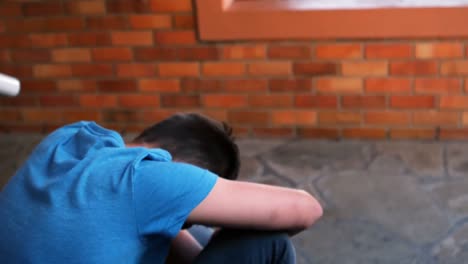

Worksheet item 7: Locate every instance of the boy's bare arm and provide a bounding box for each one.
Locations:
[187,178,323,233]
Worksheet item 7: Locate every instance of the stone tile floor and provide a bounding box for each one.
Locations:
[2,134,468,263]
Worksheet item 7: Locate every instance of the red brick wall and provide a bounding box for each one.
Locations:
[1,0,468,139]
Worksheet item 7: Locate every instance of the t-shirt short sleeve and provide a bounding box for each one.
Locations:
[132,156,218,238]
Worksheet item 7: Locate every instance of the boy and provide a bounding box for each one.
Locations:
[0,113,322,263]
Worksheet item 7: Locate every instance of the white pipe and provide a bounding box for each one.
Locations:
[0,73,20,96]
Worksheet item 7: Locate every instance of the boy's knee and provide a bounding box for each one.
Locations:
[267,233,296,263]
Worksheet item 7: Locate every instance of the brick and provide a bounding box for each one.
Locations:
[80,95,117,108]
[315,44,362,59]
[68,32,111,47]
[22,110,62,122]
[0,124,44,133]
[154,31,196,45]
[57,80,96,92]
[342,95,386,109]
[33,64,71,78]
[116,63,156,77]
[86,17,128,30]
[181,79,222,93]
[342,61,388,76]
[441,61,468,76]
[316,78,362,93]
[298,128,340,139]
[21,80,56,93]
[203,95,248,108]
[40,95,77,107]
[142,110,176,123]
[221,44,266,59]
[5,19,45,32]
[10,50,50,63]
[390,61,438,75]
[390,96,435,109]
[98,80,138,93]
[268,44,311,59]
[202,62,245,77]
[111,31,153,46]
[174,14,194,29]
[248,62,291,76]
[414,78,461,94]
[365,78,411,94]
[0,110,22,122]
[159,62,199,77]
[0,65,33,78]
[92,47,133,61]
[63,110,100,123]
[318,112,361,125]
[161,95,200,108]
[45,17,84,31]
[294,95,337,108]
[272,111,316,126]
[440,96,468,109]
[413,111,459,126]
[195,110,227,122]
[150,0,192,12]
[390,129,435,139]
[253,127,295,138]
[71,64,113,77]
[135,47,178,61]
[0,4,22,17]
[52,48,91,62]
[228,111,270,125]
[365,111,410,125]
[102,110,139,123]
[23,2,63,16]
[106,0,148,13]
[416,42,463,59]
[223,79,268,93]
[293,62,337,76]
[176,47,219,61]
[365,43,412,58]
[118,95,160,108]
[462,112,468,126]
[68,32,110,46]
[269,79,311,92]
[129,15,171,29]
[139,79,180,93]
[67,1,106,15]
[249,95,292,108]
[0,35,31,48]
[343,128,387,139]
[0,50,9,63]
[440,129,468,140]
[0,96,36,106]
[29,33,68,47]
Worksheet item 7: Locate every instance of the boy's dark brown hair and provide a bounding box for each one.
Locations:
[133,113,240,180]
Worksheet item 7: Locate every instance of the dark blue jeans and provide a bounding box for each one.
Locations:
[189,226,296,264]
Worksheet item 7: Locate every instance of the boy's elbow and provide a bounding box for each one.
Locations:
[298,191,323,228]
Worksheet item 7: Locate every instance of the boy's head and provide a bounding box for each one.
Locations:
[132,113,240,180]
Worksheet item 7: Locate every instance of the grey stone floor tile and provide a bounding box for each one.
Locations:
[447,143,468,179]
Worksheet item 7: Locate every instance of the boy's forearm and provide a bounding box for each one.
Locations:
[166,230,203,264]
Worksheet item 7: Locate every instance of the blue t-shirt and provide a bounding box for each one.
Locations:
[0,121,218,264]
